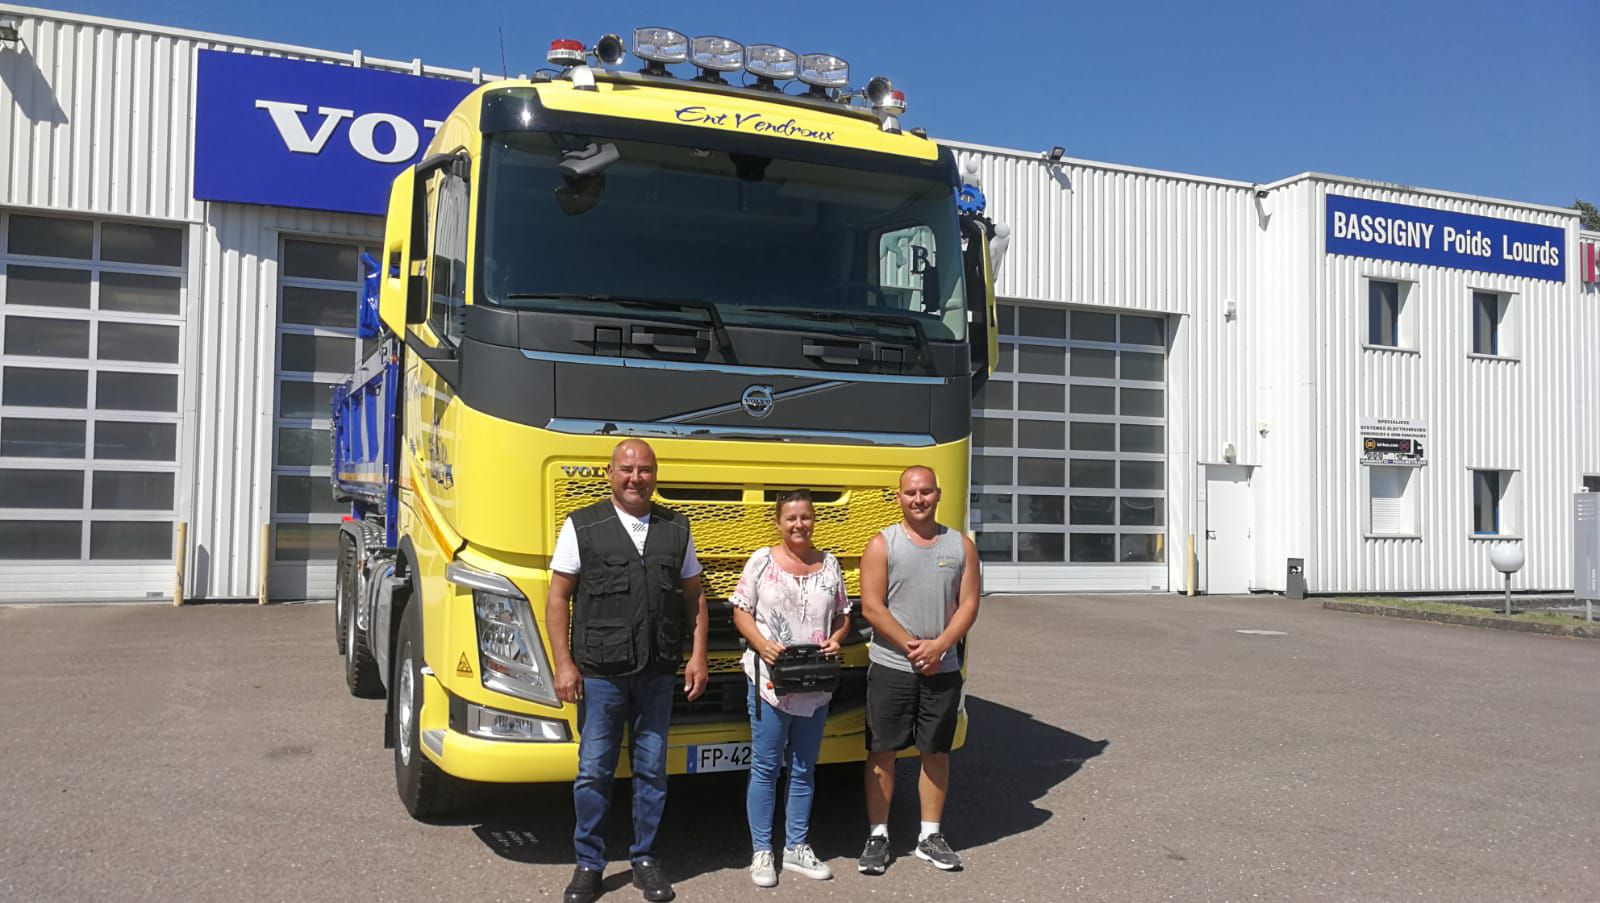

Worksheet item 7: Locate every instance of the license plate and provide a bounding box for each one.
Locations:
[686,742,752,773]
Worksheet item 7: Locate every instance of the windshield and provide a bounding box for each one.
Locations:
[478,132,966,342]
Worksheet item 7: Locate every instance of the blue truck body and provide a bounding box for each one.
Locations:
[330,253,401,549]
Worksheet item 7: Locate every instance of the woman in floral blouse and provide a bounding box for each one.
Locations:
[730,488,852,888]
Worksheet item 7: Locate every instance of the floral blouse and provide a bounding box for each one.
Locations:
[728,546,851,716]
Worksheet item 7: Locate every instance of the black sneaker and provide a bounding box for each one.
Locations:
[915,833,963,870]
[631,856,675,902]
[857,834,891,875]
[563,866,604,903]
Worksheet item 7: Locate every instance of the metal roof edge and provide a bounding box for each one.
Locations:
[1262,171,1580,219]
[935,138,1257,192]
[0,2,489,81]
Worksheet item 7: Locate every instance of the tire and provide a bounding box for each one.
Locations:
[334,533,353,655]
[393,600,460,818]
[344,550,383,699]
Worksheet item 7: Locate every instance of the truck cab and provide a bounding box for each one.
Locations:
[332,29,1001,816]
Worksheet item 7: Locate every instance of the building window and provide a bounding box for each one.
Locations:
[1471,469,1517,536]
[1584,475,1600,493]
[1367,279,1403,347]
[1469,290,1517,358]
[1471,291,1499,355]
[1367,466,1419,536]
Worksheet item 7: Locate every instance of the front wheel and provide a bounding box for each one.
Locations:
[343,552,383,698]
[393,602,461,818]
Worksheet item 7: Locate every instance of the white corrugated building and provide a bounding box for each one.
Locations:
[1,4,1595,602]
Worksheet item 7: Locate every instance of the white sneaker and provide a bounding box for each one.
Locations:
[750,849,778,887]
[783,843,833,880]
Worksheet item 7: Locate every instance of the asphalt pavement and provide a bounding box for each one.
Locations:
[0,594,1595,901]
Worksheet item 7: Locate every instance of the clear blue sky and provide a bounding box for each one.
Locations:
[46,0,1600,208]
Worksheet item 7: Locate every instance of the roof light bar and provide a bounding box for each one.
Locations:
[878,89,906,116]
[798,53,849,95]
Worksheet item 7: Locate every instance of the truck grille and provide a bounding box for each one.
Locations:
[671,669,869,725]
[550,477,904,600]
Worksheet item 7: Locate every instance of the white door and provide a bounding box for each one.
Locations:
[1204,464,1252,594]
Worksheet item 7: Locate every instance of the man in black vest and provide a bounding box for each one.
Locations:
[547,438,709,903]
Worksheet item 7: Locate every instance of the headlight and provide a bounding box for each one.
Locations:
[447,562,560,707]
[690,35,744,72]
[464,702,569,742]
[798,53,849,90]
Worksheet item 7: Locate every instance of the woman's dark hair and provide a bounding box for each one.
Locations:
[773,488,813,517]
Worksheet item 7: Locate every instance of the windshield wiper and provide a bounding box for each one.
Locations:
[745,306,928,349]
[505,293,733,358]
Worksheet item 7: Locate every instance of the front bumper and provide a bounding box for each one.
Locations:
[416,671,968,784]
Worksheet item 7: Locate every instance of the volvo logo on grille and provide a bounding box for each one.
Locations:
[741,384,775,419]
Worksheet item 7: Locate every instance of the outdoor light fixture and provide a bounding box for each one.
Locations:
[546,38,585,67]
[690,35,744,83]
[1044,146,1066,164]
[745,44,798,90]
[798,53,849,96]
[0,15,23,44]
[633,26,688,76]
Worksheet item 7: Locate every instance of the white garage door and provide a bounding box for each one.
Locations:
[268,237,375,600]
[972,303,1169,592]
[0,212,187,601]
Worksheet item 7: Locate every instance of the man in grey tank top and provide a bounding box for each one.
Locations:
[856,465,981,875]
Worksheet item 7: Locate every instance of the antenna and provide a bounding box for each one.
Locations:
[498,23,508,79]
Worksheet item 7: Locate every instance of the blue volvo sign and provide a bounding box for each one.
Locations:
[1326,194,1565,282]
[194,50,476,216]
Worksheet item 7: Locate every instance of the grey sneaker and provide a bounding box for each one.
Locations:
[857,834,891,874]
[750,850,777,888]
[782,843,832,880]
[915,833,963,870]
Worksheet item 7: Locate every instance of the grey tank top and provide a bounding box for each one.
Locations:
[868,523,965,673]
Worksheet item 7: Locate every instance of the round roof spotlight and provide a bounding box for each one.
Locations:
[878,89,907,116]
[690,35,744,83]
[634,26,688,77]
[745,44,798,92]
[547,38,586,67]
[593,33,626,67]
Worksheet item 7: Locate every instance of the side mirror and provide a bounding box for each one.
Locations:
[960,218,998,384]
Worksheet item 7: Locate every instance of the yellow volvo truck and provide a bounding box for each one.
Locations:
[331,28,1001,817]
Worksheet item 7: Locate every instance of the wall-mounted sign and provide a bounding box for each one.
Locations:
[1326,195,1566,282]
[1360,417,1427,466]
[1582,239,1599,285]
[194,50,475,216]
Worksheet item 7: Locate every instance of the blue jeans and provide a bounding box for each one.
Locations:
[746,681,830,852]
[573,672,675,869]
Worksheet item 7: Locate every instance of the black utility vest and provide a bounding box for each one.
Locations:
[568,499,690,678]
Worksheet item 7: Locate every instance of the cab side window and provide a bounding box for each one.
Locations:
[428,171,470,344]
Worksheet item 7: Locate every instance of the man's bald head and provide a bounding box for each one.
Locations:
[899,465,938,490]
[611,438,656,467]
[608,439,658,516]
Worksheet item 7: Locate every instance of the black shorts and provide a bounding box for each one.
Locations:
[864,663,963,755]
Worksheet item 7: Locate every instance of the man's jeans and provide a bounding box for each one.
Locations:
[573,672,676,869]
[746,681,830,852]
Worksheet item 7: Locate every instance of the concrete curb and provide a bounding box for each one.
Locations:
[1322,600,1600,639]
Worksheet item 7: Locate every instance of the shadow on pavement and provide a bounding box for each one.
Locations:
[459,694,1105,879]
